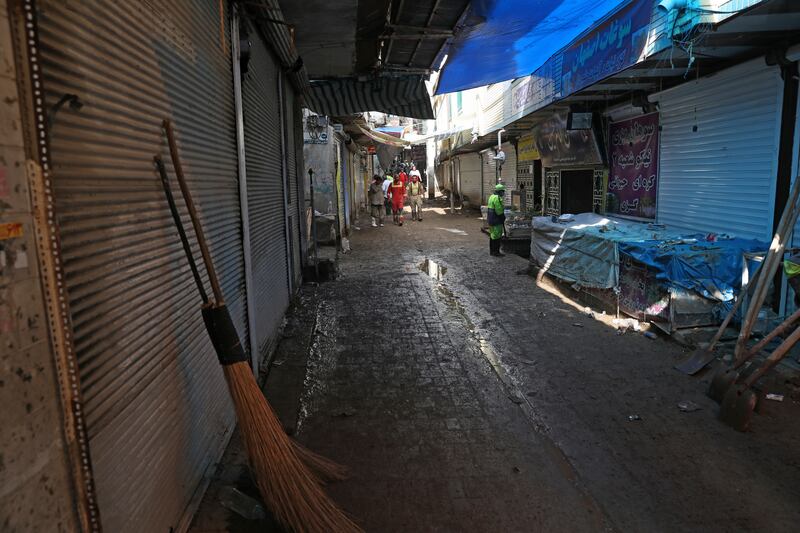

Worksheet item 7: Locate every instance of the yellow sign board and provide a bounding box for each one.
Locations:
[517,134,540,163]
[0,222,23,240]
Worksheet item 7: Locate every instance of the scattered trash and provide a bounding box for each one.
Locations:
[643,331,657,339]
[613,318,641,331]
[765,393,785,402]
[537,311,547,318]
[219,486,267,521]
[628,415,642,421]
[353,226,361,231]
[340,237,351,253]
[678,400,701,412]
[334,409,357,418]
[512,466,521,474]
[572,323,584,328]
[583,306,594,317]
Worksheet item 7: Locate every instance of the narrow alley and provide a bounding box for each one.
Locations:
[192,204,800,533]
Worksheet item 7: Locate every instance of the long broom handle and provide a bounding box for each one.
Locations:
[743,321,800,388]
[739,305,800,367]
[734,170,800,363]
[706,260,763,350]
[155,155,209,304]
[163,119,225,304]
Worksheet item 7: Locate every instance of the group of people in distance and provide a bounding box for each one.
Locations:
[368,163,426,227]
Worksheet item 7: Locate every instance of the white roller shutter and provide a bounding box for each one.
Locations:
[652,59,783,241]
[499,141,516,206]
[457,153,482,204]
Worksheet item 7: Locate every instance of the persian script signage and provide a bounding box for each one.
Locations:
[607,112,659,219]
[561,0,654,95]
[517,133,540,162]
[532,110,603,167]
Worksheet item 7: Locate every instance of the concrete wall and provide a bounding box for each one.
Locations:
[302,121,337,215]
[0,2,79,531]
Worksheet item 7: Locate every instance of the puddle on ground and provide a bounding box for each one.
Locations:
[419,258,447,280]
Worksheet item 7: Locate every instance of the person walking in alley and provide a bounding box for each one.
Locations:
[388,174,406,225]
[409,163,421,181]
[383,173,393,216]
[487,183,506,257]
[407,173,426,221]
[369,175,385,227]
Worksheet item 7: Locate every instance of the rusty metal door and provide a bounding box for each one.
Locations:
[37,1,247,531]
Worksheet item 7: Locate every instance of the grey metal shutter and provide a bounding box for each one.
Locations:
[242,30,290,362]
[37,1,247,531]
[652,59,782,241]
[483,150,497,204]
[500,141,516,206]
[457,153,482,203]
[283,80,302,285]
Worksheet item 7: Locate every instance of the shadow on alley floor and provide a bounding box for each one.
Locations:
[191,202,800,533]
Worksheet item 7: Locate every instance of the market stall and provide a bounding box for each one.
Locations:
[530,213,767,330]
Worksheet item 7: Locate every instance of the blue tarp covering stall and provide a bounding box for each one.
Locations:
[531,214,768,303]
[437,0,655,94]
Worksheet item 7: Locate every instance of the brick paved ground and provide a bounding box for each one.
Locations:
[192,203,800,532]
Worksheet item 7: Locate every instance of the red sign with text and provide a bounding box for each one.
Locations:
[607,113,659,219]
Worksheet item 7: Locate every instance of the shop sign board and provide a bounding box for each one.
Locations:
[517,133,540,162]
[607,112,658,219]
[561,0,654,95]
[511,58,558,116]
[532,110,602,167]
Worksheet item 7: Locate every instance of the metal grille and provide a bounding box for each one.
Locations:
[37,0,246,531]
[242,29,290,362]
[545,170,561,216]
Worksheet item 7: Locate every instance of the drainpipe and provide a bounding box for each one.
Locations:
[495,128,505,184]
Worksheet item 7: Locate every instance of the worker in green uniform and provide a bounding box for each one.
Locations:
[486,183,506,257]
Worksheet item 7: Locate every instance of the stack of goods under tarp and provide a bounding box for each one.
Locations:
[505,211,533,239]
[530,213,768,330]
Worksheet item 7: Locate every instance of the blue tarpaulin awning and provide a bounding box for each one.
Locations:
[436,0,646,94]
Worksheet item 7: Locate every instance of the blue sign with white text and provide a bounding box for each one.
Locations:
[561,0,654,95]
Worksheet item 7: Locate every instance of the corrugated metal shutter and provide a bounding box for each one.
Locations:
[500,141,516,206]
[457,153,482,203]
[243,30,290,362]
[284,81,302,284]
[37,1,245,531]
[483,150,497,204]
[652,60,783,241]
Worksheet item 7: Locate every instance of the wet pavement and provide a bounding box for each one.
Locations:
[191,203,800,532]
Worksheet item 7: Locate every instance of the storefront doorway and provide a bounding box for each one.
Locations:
[561,169,594,214]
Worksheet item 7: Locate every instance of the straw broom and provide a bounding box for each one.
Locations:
[158,121,360,531]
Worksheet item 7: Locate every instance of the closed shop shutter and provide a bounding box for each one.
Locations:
[243,31,290,362]
[483,150,497,204]
[499,141,516,206]
[38,1,245,531]
[457,153,482,203]
[283,77,302,287]
[652,60,782,241]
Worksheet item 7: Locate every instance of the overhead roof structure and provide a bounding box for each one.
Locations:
[257,0,470,118]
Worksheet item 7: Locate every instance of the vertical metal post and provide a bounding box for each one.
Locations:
[308,168,320,280]
[230,8,258,367]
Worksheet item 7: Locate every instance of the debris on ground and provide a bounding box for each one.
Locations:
[572,323,584,328]
[765,393,785,402]
[677,400,701,412]
[218,486,266,521]
[613,318,641,331]
[628,415,642,421]
[334,409,357,418]
[643,331,657,340]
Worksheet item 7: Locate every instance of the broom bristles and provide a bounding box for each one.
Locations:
[223,362,362,533]
[292,440,350,483]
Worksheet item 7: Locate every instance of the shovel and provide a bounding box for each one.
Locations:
[708,306,800,402]
[674,261,762,375]
[719,323,800,431]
